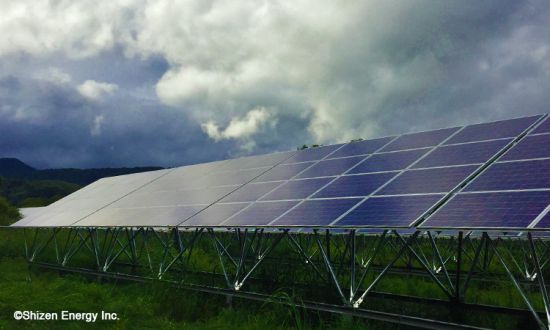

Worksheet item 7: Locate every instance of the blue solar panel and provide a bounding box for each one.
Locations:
[195,167,268,187]
[261,177,333,200]
[501,135,550,161]
[421,191,550,228]
[381,127,460,152]
[296,156,366,178]
[227,151,295,170]
[534,211,550,229]
[533,117,550,134]
[328,137,395,158]
[254,162,314,182]
[113,185,237,208]
[413,139,511,168]
[348,148,430,174]
[283,144,344,164]
[464,159,550,191]
[335,195,443,227]
[313,172,398,198]
[445,116,541,145]
[376,165,479,195]
[180,203,250,226]
[220,181,284,202]
[222,201,299,226]
[272,198,361,226]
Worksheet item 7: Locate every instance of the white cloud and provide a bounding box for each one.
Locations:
[201,107,274,142]
[1,0,550,152]
[34,67,71,84]
[90,114,105,136]
[77,80,118,101]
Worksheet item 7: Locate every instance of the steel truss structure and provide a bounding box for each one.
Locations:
[22,227,550,329]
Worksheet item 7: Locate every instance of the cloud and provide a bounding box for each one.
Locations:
[201,107,274,142]
[77,80,118,101]
[1,1,550,168]
[33,67,71,84]
[90,115,105,136]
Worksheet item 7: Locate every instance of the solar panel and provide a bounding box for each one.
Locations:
[335,195,444,227]
[16,169,172,227]
[464,159,550,192]
[533,117,550,134]
[253,162,314,182]
[179,203,250,226]
[111,185,238,208]
[220,182,284,202]
[376,165,479,195]
[500,134,550,161]
[296,156,366,179]
[283,144,344,164]
[445,116,541,145]
[221,201,299,226]
[348,148,430,174]
[420,191,550,229]
[313,172,398,198]
[413,139,511,168]
[261,177,334,200]
[381,127,460,152]
[222,151,295,170]
[271,199,362,226]
[193,167,271,188]
[533,211,550,229]
[12,114,548,230]
[328,137,395,158]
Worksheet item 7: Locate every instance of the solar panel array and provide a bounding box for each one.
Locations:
[421,115,550,230]
[11,114,550,230]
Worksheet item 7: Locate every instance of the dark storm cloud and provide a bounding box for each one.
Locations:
[0,1,549,168]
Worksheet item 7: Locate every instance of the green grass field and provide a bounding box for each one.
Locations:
[0,256,390,329]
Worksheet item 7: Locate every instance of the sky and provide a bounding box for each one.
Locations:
[1,1,550,169]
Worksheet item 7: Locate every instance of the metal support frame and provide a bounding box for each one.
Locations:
[19,227,550,329]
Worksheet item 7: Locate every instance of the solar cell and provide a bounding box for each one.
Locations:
[75,206,200,227]
[328,137,395,158]
[220,182,284,202]
[376,165,479,195]
[296,156,366,178]
[271,198,362,226]
[261,177,333,200]
[501,135,550,161]
[381,127,460,152]
[283,144,344,164]
[224,151,295,170]
[348,148,430,174]
[313,172,398,198]
[112,185,238,208]
[533,212,550,229]
[445,116,541,145]
[194,167,269,187]
[253,162,314,182]
[420,191,550,228]
[533,117,550,134]
[180,203,250,226]
[413,139,511,168]
[464,159,550,191]
[222,201,299,226]
[335,195,443,227]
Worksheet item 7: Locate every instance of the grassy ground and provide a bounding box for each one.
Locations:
[0,256,399,330]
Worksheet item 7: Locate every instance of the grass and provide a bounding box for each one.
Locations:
[0,257,396,329]
[0,226,545,329]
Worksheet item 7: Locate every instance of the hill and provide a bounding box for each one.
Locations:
[0,158,163,185]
